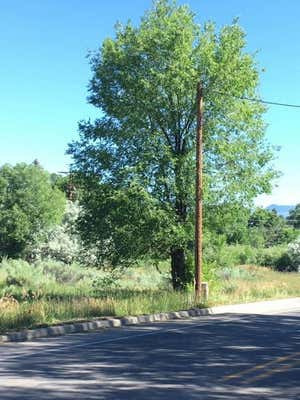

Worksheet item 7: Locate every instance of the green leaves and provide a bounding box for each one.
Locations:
[77,181,174,266]
[0,163,66,258]
[69,0,278,280]
[287,204,300,229]
[248,208,296,247]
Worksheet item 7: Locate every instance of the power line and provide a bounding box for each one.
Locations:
[238,96,300,109]
[213,90,300,109]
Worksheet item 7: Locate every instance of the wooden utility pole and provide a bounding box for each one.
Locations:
[195,81,204,300]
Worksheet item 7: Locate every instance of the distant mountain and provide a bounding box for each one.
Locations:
[266,204,295,218]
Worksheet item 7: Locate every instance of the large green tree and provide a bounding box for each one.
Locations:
[0,163,66,258]
[69,0,277,289]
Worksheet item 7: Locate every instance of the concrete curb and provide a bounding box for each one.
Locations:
[1,297,299,343]
[0,308,210,343]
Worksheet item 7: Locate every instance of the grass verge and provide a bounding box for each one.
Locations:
[0,290,198,333]
[0,262,300,334]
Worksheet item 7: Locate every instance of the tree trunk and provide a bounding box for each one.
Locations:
[171,248,187,290]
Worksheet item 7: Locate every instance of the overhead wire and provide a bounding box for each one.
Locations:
[236,96,300,109]
[209,89,300,109]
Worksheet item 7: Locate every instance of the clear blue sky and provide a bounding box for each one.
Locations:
[1,0,299,206]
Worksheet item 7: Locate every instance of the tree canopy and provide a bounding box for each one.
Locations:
[248,207,295,247]
[69,0,277,288]
[0,163,66,258]
[287,204,300,229]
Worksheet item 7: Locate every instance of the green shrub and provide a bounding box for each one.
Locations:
[286,236,300,272]
[204,242,258,269]
[26,201,99,267]
[39,260,93,284]
[203,240,297,272]
[274,252,294,272]
[217,265,258,281]
[253,245,297,272]
[255,246,285,267]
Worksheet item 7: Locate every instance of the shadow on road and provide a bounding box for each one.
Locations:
[0,312,299,399]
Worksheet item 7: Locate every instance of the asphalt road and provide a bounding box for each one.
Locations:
[1,309,300,399]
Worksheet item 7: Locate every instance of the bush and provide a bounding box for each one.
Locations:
[204,239,296,271]
[252,245,297,272]
[0,258,97,301]
[29,225,81,264]
[217,266,257,282]
[204,236,258,269]
[39,260,93,284]
[274,252,293,272]
[286,237,300,272]
[0,258,51,300]
[255,246,286,267]
[26,201,98,266]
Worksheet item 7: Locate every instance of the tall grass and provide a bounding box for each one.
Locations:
[0,258,300,333]
[213,265,300,305]
[0,290,199,333]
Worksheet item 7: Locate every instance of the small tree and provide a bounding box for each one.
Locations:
[0,163,66,258]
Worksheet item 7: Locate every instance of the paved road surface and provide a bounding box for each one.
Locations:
[1,309,299,399]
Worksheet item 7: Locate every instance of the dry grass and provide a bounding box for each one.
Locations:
[211,265,300,305]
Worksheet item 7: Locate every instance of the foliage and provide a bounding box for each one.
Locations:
[287,204,300,229]
[50,173,69,195]
[255,246,290,269]
[0,258,95,301]
[92,269,122,291]
[26,201,99,266]
[248,207,297,247]
[50,173,79,201]
[0,258,171,301]
[217,265,258,282]
[205,241,297,272]
[0,163,66,258]
[76,183,174,267]
[203,239,294,271]
[203,233,258,268]
[26,201,80,264]
[29,225,82,264]
[69,0,277,288]
[286,236,300,272]
[205,204,251,245]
